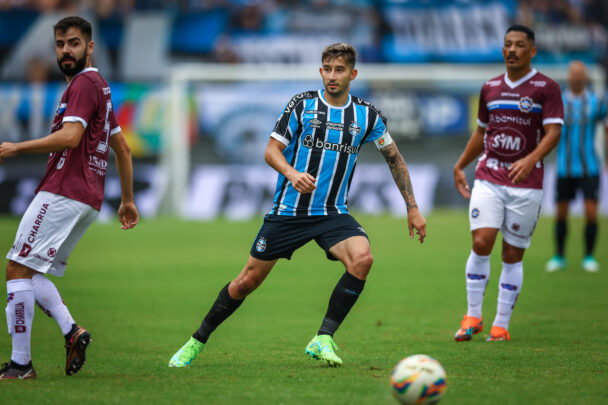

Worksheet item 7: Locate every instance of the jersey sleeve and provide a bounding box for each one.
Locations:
[270,95,303,146]
[365,111,388,146]
[476,86,488,128]
[108,103,121,136]
[62,77,98,129]
[542,80,564,126]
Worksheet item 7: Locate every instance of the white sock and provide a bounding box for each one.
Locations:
[6,279,34,365]
[493,261,524,330]
[32,273,75,336]
[465,250,490,319]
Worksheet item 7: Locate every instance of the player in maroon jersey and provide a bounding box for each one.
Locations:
[0,16,138,380]
[452,25,564,342]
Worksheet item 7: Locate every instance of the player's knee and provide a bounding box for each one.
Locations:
[472,237,492,256]
[351,252,373,277]
[502,248,524,263]
[234,271,264,296]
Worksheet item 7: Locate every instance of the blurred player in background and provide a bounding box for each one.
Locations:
[169,43,426,368]
[0,16,139,380]
[453,25,563,342]
[545,61,607,273]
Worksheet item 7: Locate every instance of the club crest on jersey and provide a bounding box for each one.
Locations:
[255,237,267,253]
[518,97,534,113]
[471,208,480,218]
[349,122,361,136]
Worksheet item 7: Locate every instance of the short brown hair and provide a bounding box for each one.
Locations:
[321,43,357,69]
[54,16,92,42]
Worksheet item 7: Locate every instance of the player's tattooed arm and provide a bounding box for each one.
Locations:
[380,142,417,210]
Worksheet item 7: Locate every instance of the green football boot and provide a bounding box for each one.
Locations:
[305,334,343,367]
[168,337,204,368]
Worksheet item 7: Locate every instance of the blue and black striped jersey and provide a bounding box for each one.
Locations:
[269,89,388,216]
[557,90,607,178]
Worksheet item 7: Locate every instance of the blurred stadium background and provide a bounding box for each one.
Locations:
[0,0,607,220]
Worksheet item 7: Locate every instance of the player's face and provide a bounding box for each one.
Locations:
[320,57,357,98]
[502,31,536,71]
[568,61,587,94]
[55,27,94,77]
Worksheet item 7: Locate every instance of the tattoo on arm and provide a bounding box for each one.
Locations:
[380,143,418,210]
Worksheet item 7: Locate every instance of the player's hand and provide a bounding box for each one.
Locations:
[0,142,19,163]
[453,167,470,199]
[407,207,426,244]
[288,171,316,194]
[508,155,536,184]
[118,201,139,230]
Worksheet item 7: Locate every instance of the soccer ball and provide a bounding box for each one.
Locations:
[390,354,447,405]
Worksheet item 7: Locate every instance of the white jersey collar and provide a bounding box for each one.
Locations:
[318,89,352,110]
[504,68,537,89]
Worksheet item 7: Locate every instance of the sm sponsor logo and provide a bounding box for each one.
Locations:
[489,132,526,157]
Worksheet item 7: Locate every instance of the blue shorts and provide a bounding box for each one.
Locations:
[250,214,368,261]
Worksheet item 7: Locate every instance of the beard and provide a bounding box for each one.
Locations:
[57,51,87,76]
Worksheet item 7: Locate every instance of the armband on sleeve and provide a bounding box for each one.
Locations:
[374,131,394,150]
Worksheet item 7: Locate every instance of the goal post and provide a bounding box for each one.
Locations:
[161,63,605,216]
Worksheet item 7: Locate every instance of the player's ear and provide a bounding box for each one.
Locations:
[530,45,537,58]
[87,40,95,57]
[350,68,358,81]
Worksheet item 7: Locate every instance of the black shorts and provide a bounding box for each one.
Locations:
[250,214,368,261]
[556,176,599,201]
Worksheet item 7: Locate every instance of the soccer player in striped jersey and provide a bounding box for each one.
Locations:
[546,61,608,273]
[453,25,563,342]
[169,43,426,368]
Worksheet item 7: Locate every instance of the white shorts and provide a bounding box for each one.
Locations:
[469,180,543,249]
[6,191,98,277]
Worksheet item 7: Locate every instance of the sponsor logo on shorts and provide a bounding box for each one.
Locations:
[256,236,267,253]
[471,208,480,218]
[47,248,56,258]
[7,293,14,303]
[27,203,49,244]
[500,283,518,291]
[15,302,26,333]
[19,243,32,258]
[511,223,520,232]
[349,122,361,136]
[33,254,52,263]
[357,226,367,235]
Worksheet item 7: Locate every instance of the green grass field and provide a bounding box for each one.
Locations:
[0,211,606,404]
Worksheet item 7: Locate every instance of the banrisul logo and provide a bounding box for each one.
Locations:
[302,135,357,154]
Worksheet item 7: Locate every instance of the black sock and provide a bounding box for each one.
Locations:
[64,323,77,343]
[317,272,366,337]
[585,222,598,256]
[192,283,243,344]
[556,220,567,257]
